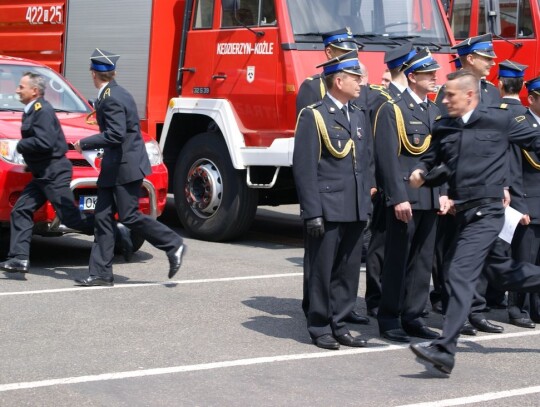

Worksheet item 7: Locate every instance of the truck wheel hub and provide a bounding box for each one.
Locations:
[185,159,223,218]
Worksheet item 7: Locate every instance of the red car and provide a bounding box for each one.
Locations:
[0,55,169,252]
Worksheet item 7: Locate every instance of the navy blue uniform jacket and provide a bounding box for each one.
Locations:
[80,80,151,187]
[293,95,375,222]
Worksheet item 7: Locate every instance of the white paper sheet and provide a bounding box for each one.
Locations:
[498,205,523,244]
[82,149,101,171]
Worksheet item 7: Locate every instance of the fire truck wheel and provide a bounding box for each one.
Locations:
[174,132,258,241]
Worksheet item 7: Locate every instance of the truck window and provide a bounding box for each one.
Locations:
[450,0,472,39]
[221,0,276,27]
[477,0,534,38]
[193,0,215,29]
[287,0,450,44]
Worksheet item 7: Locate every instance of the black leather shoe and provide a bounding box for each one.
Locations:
[74,276,114,287]
[470,318,504,333]
[404,325,440,340]
[117,223,133,262]
[509,317,536,329]
[380,328,410,343]
[0,258,29,273]
[312,334,340,350]
[344,311,370,325]
[168,244,186,279]
[410,343,455,374]
[460,321,477,336]
[335,333,367,347]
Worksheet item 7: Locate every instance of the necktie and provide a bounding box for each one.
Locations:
[419,102,428,111]
[341,105,349,122]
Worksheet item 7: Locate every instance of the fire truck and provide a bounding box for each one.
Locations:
[0,0,456,241]
[446,0,539,101]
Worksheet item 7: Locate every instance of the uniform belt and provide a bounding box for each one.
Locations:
[454,197,500,213]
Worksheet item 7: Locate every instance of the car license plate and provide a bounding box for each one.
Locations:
[79,196,97,211]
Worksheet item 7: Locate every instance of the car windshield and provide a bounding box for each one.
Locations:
[287,0,451,47]
[0,64,90,113]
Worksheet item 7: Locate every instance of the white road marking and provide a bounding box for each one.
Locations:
[0,331,538,393]
[0,273,303,297]
[395,385,540,407]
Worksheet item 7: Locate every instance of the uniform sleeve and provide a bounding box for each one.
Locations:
[508,143,528,214]
[373,102,409,205]
[508,115,540,155]
[80,96,127,149]
[16,108,57,154]
[292,108,323,220]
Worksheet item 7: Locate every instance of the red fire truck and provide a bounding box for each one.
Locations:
[446,0,539,101]
[0,0,456,241]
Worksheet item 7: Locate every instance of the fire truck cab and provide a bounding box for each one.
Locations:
[0,0,456,241]
[447,0,539,100]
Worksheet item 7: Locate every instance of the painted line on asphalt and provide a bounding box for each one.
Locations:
[0,330,538,393]
[395,385,540,407]
[0,273,304,297]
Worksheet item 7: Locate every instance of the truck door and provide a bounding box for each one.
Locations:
[450,0,538,86]
[212,0,280,134]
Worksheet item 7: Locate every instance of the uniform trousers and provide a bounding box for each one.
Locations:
[306,220,366,339]
[377,208,437,332]
[89,179,183,278]
[9,158,93,259]
[509,224,540,321]
[434,202,540,355]
[364,191,386,312]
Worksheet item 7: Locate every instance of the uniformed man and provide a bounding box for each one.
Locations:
[0,72,100,274]
[409,69,540,374]
[435,33,505,332]
[295,28,370,326]
[374,48,444,343]
[73,49,185,286]
[296,27,361,115]
[364,43,417,319]
[507,73,540,328]
[293,50,375,350]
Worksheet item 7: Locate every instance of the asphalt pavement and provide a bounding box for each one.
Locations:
[0,201,539,406]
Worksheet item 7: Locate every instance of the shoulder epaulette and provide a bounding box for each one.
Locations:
[515,115,526,122]
[498,103,508,109]
[369,84,385,91]
[103,88,111,99]
[34,102,42,111]
[307,101,323,109]
[369,84,392,100]
[434,115,442,121]
[484,79,495,86]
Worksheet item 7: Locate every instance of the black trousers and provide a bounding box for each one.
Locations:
[9,159,93,259]
[377,208,437,332]
[509,223,540,321]
[364,191,386,312]
[89,179,182,278]
[434,202,540,355]
[306,220,366,339]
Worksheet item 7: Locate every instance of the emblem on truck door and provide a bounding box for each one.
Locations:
[247,66,255,83]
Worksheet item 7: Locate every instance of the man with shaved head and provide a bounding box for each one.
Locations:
[408,69,540,374]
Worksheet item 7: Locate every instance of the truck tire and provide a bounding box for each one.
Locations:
[173,132,258,241]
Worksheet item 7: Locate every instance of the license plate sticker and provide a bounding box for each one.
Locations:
[79,196,97,211]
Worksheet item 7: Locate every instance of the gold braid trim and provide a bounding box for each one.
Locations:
[522,150,540,171]
[312,109,355,159]
[319,77,326,99]
[392,103,431,155]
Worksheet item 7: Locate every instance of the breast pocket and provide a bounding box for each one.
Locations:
[440,133,460,160]
[472,130,501,157]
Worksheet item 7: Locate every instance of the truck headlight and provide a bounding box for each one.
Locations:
[145,139,163,166]
[0,139,25,165]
